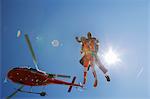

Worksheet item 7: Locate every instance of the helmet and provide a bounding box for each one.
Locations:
[87,32,92,38]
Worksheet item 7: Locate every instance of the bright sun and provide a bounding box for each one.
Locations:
[103,47,121,65]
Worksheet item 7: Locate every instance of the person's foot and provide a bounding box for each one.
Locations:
[83,78,86,85]
[105,75,110,82]
[93,79,98,87]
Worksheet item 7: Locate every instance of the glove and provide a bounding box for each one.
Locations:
[75,37,79,40]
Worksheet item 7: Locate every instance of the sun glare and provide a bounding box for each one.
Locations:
[103,47,121,65]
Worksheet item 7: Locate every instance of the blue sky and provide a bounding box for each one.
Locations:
[1,0,150,99]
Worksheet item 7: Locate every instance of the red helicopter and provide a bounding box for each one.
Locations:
[7,34,83,99]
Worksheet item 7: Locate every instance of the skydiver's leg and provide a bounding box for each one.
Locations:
[81,56,91,71]
[83,68,88,85]
[79,51,85,66]
[95,55,108,74]
[83,60,89,85]
[80,57,84,66]
[80,56,87,84]
[80,56,91,69]
[91,64,98,87]
[87,65,90,71]
[95,55,110,82]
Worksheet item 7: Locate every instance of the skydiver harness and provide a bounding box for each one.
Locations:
[84,50,96,57]
[80,39,97,69]
[81,50,96,66]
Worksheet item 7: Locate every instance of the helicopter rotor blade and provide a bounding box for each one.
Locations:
[24,34,39,70]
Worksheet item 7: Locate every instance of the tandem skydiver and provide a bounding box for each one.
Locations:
[75,36,98,87]
[75,32,110,87]
[86,32,110,82]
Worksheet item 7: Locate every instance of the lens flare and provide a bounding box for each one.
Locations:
[51,40,60,47]
[103,47,121,65]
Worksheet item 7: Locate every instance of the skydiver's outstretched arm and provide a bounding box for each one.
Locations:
[75,37,82,43]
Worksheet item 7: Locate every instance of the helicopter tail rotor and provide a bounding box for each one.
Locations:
[68,76,76,92]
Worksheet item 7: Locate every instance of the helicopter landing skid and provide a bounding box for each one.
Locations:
[17,89,47,96]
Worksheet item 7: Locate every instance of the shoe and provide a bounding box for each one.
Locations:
[105,75,110,82]
[83,78,86,85]
[93,79,98,87]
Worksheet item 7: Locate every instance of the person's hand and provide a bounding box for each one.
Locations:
[75,37,79,40]
[75,36,82,43]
